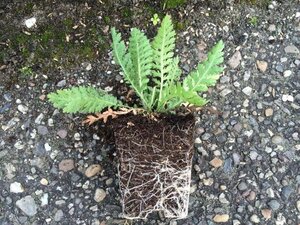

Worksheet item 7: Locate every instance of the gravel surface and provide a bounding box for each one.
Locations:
[1,0,299,224]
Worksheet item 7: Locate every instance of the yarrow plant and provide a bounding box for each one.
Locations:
[48,15,224,120]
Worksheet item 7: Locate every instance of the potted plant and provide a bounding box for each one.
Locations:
[48,15,224,220]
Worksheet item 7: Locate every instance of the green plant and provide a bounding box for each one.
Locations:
[248,16,258,26]
[163,0,186,9]
[19,66,34,77]
[48,15,224,115]
[151,13,160,26]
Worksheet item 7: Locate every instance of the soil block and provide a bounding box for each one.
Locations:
[110,113,195,219]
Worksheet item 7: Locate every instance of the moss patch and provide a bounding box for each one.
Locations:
[1,17,108,72]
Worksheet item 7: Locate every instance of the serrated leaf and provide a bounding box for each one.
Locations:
[111,28,131,77]
[183,40,224,92]
[128,28,153,95]
[111,28,152,110]
[151,15,177,104]
[48,86,122,113]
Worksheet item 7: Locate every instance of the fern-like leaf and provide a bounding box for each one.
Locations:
[111,28,153,110]
[159,83,207,112]
[127,28,153,100]
[48,86,122,113]
[111,28,132,78]
[183,40,224,92]
[151,15,176,104]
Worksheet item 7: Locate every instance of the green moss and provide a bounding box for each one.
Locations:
[163,0,186,9]
[19,66,34,77]
[236,0,271,7]
[103,16,111,25]
[174,20,187,31]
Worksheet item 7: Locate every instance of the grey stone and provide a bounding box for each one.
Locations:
[244,71,251,81]
[220,88,232,97]
[34,113,44,124]
[94,188,106,202]
[0,150,8,159]
[37,126,48,135]
[275,64,284,73]
[233,123,242,133]
[284,45,299,54]
[242,86,252,96]
[238,182,248,191]
[232,153,241,165]
[3,93,12,102]
[57,129,68,139]
[10,182,24,193]
[223,158,233,173]
[201,133,211,141]
[17,105,28,114]
[272,135,283,145]
[216,135,227,143]
[250,214,260,223]
[35,141,46,156]
[57,80,66,87]
[59,159,75,172]
[268,24,276,32]
[268,199,281,210]
[54,209,64,221]
[249,151,258,160]
[16,196,37,216]
[228,51,242,69]
[281,186,293,200]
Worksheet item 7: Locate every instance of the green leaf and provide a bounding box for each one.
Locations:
[111,28,131,78]
[159,83,207,112]
[128,28,153,96]
[183,40,224,92]
[48,86,122,113]
[111,28,153,110]
[151,15,177,105]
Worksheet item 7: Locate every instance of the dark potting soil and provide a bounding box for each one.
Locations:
[108,113,195,219]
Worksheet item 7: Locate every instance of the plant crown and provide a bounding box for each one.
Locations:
[48,15,224,114]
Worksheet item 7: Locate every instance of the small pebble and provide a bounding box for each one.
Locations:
[213,214,230,223]
[256,60,268,72]
[261,209,272,220]
[85,164,102,178]
[17,105,28,114]
[228,51,242,69]
[284,45,299,54]
[59,159,75,172]
[40,178,49,186]
[54,209,64,222]
[24,17,36,28]
[16,195,37,216]
[268,199,281,210]
[272,135,283,145]
[238,182,248,191]
[283,70,292,77]
[265,108,273,117]
[57,129,68,139]
[209,157,223,168]
[242,86,252,96]
[94,188,106,202]
[10,182,24,193]
[56,80,66,87]
[250,214,260,223]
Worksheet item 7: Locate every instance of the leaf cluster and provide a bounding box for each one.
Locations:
[48,15,224,115]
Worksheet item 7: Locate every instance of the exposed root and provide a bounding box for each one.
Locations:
[82,107,144,125]
[112,114,195,219]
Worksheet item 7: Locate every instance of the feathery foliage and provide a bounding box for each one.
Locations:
[48,15,224,115]
[48,87,122,113]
